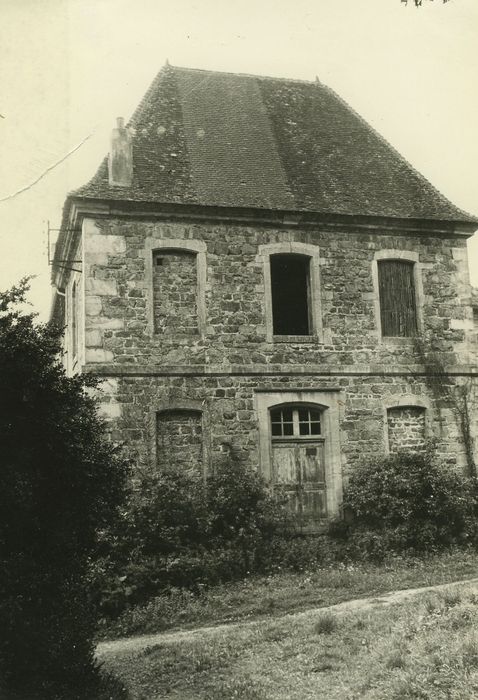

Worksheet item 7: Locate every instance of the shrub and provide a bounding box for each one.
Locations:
[0,281,129,699]
[206,453,291,571]
[338,448,478,555]
[98,451,292,611]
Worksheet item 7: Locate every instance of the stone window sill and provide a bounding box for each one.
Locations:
[380,336,418,345]
[272,334,319,344]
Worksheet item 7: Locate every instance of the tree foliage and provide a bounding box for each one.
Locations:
[0,280,129,699]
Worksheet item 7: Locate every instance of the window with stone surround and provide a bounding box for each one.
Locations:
[270,254,311,335]
[378,260,417,337]
[152,249,199,335]
[387,405,426,453]
[258,243,322,343]
[372,250,423,340]
[156,408,203,472]
[146,238,207,337]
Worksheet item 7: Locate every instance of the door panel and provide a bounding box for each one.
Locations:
[272,439,326,531]
[272,441,301,517]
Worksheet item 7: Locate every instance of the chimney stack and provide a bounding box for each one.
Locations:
[108,117,133,187]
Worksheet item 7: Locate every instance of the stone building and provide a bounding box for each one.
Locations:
[51,64,478,531]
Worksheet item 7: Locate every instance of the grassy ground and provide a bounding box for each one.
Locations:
[99,549,478,641]
[101,580,478,699]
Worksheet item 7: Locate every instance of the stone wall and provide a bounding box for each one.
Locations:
[79,214,477,496]
[81,217,475,370]
[95,372,474,483]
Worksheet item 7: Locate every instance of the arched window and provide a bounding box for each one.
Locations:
[372,250,423,340]
[145,238,207,337]
[258,242,322,342]
[377,260,418,337]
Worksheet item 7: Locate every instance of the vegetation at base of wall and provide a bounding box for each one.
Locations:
[334,447,478,559]
[0,280,130,700]
[95,447,478,626]
[95,452,291,617]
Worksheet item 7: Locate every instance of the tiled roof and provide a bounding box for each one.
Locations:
[72,64,477,223]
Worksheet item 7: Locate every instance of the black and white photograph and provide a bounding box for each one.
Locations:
[1,1,478,697]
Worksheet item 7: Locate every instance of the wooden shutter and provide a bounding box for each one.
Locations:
[378,260,418,337]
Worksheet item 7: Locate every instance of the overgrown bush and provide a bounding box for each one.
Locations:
[335,448,478,558]
[97,452,291,612]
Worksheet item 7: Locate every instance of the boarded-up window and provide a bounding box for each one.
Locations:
[156,409,203,472]
[153,250,198,335]
[387,406,426,453]
[378,260,418,337]
[270,254,311,335]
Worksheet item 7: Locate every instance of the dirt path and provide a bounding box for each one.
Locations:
[97,575,478,658]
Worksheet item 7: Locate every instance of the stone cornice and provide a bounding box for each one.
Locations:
[83,363,478,378]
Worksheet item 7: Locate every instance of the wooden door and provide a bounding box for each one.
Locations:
[272,439,327,531]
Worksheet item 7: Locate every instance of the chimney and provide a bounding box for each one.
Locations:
[108,117,133,187]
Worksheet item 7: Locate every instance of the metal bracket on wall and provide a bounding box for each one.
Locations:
[46,220,82,272]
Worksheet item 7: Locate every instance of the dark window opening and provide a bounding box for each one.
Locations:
[270,254,311,335]
[378,260,418,337]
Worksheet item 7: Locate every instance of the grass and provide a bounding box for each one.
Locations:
[100,581,478,699]
[98,549,478,640]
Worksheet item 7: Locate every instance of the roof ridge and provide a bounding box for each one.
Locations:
[321,83,478,223]
[171,63,323,87]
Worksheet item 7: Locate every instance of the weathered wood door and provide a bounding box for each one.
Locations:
[272,439,327,531]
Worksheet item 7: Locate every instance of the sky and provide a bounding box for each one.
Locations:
[1,0,477,320]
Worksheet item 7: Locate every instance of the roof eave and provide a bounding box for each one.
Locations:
[64,194,478,233]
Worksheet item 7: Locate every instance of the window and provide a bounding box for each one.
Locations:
[258,242,322,342]
[152,249,198,335]
[270,254,311,335]
[271,406,321,437]
[377,259,418,337]
[71,280,78,359]
[146,238,207,337]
